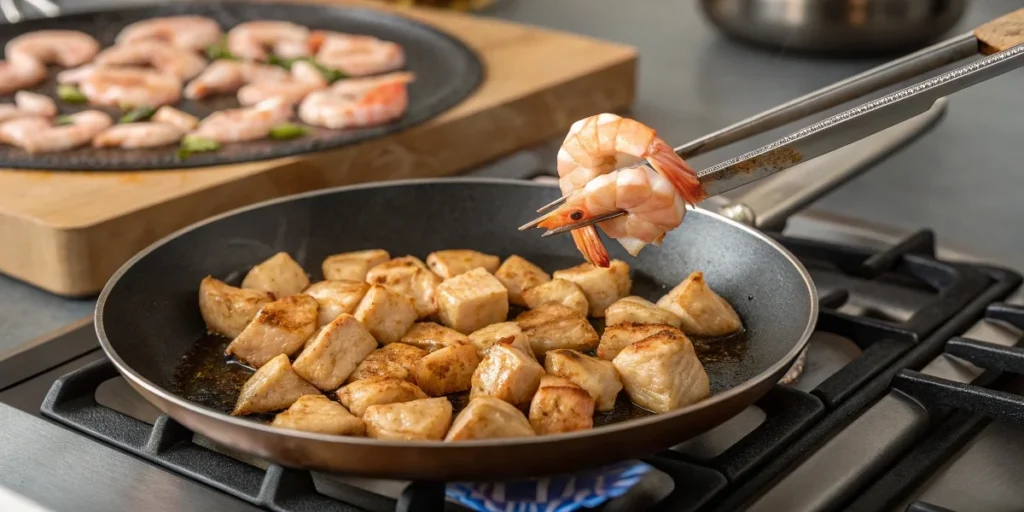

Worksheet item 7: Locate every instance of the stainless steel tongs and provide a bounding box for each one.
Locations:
[520,9,1024,236]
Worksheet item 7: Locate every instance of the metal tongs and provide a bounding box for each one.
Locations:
[521,9,1024,236]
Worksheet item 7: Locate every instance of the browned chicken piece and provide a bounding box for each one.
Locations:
[270,395,365,436]
[613,330,710,413]
[336,376,428,416]
[470,341,545,409]
[353,285,418,344]
[303,280,370,327]
[225,294,319,368]
[292,313,379,391]
[493,255,551,306]
[521,279,589,316]
[413,342,481,396]
[544,349,623,412]
[364,397,453,441]
[241,252,310,298]
[552,260,631,317]
[468,322,535,359]
[515,303,598,358]
[435,268,509,334]
[347,343,427,384]
[198,276,273,338]
[445,396,537,441]
[657,271,743,337]
[365,256,442,318]
[529,375,595,435]
[232,354,320,415]
[426,249,501,279]
[322,249,390,282]
[399,322,469,352]
[597,323,681,361]
[605,296,682,328]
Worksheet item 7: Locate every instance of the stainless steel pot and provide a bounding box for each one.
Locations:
[699,0,967,56]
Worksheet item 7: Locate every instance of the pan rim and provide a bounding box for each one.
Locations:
[95,177,818,449]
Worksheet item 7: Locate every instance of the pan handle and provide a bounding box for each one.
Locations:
[714,98,948,232]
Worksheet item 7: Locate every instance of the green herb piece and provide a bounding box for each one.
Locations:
[54,115,74,126]
[57,84,87,103]
[119,105,156,124]
[268,123,309,140]
[267,54,295,70]
[177,135,221,159]
[205,37,237,61]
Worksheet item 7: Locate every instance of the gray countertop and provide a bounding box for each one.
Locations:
[2,0,1023,351]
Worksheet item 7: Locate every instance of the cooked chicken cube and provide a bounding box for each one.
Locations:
[494,255,552,306]
[597,323,681,361]
[470,341,545,409]
[292,313,378,391]
[426,249,501,279]
[529,376,595,435]
[347,343,427,384]
[270,395,365,436]
[241,252,310,298]
[521,279,589,316]
[445,396,536,441]
[605,296,682,328]
[656,271,743,337]
[232,354,320,415]
[322,249,390,282]
[468,322,534,359]
[364,397,453,441]
[435,268,509,334]
[303,280,370,327]
[225,294,319,368]
[337,376,428,416]
[413,342,481,396]
[515,303,598,357]
[365,256,442,318]
[544,349,623,412]
[613,331,710,413]
[198,276,273,338]
[399,322,469,352]
[353,285,417,344]
[552,260,631,317]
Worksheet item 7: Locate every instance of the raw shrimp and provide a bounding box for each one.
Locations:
[79,68,182,108]
[93,122,184,149]
[0,110,112,153]
[0,55,46,94]
[92,40,208,81]
[116,15,223,53]
[184,60,289,99]
[152,105,199,132]
[190,97,294,143]
[14,91,56,117]
[227,21,310,61]
[310,31,404,76]
[5,30,100,67]
[537,164,688,263]
[297,71,412,129]
[236,60,327,106]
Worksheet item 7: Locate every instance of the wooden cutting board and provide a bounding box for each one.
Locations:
[0,0,636,297]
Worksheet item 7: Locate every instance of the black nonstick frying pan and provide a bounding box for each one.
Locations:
[0,1,482,171]
[93,178,816,481]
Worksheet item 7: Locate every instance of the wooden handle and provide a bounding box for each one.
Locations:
[975,8,1024,54]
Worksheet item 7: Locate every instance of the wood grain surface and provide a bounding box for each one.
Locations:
[0,0,637,296]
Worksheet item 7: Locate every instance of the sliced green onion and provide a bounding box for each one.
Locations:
[205,37,237,61]
[119,105,156,124]
[267,54,295,70]
[54,115,74,126]
[57,84,87,103]
[177,135,221,159]
[268,123,309,140]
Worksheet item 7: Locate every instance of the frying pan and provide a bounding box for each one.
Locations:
[0,1,482,171]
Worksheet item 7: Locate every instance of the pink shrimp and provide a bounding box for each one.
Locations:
[309,31,404,77]
[14,91,56,116]
[297,71,413,129]
[151,105,199,132]
[0,54,46,94]
[0,110,112,153]
[91,40,208,81]
[226,21,309,61]
[189,97,294,143]
[115,15,223,53]
[236,60,327,106]
[183,59,289,99]
[5,30,99,67]
[78,68,182,108]
[93,122,184,149]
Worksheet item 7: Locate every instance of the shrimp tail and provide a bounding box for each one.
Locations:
[647,138,707,205]
[571,226,611,268]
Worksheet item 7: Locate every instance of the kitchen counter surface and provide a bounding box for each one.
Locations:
[2,0,1023,352]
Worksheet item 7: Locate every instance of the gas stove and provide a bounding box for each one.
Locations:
[2,162,1024,512]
